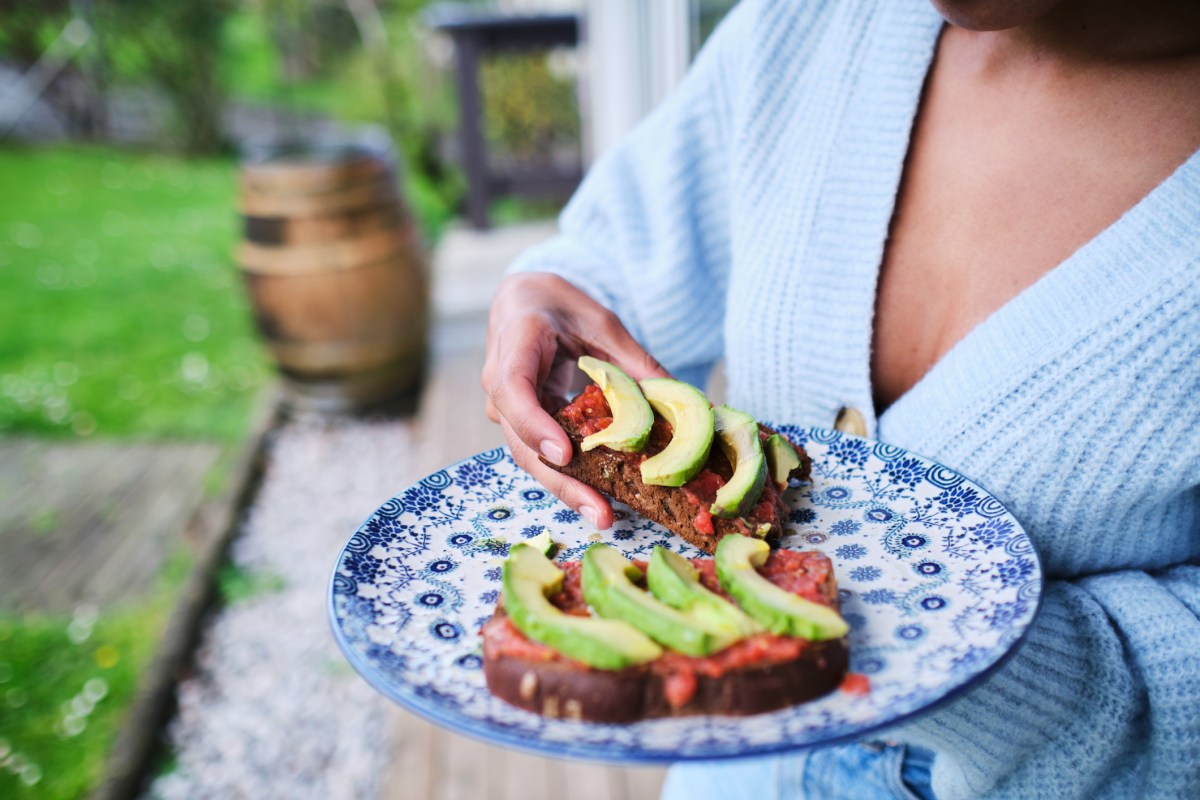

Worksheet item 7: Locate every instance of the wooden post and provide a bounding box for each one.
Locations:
[453,30,492,230]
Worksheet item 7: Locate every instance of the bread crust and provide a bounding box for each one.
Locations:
[484,609,848,722]
[547,405,811,554]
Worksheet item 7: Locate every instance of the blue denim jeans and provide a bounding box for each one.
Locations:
[661,742,936,800]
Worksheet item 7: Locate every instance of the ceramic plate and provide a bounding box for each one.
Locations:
[329,426,1042,763]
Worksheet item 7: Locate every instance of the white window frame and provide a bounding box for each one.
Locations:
[579,0,695,162]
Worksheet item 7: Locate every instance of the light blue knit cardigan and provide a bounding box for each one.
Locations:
[509,0,1200,797]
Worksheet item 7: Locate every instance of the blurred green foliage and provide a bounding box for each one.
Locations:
[0,1,578,237]
[0,1,464,238]
[0,0,232,153]
[481,51,579,162]
[221,0,467,240]
[0,147,270,440]
[216,564,287,605]
[99,0,234,154]
[0,0,73,64]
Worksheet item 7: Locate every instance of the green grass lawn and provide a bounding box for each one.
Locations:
[0,146,270,440]
[0,553,189,798]
[0,146,271,797]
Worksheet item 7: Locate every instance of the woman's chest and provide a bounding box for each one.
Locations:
[871,33,1200,413]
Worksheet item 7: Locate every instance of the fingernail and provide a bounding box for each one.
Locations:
[540,439,567,466]
[579,504,600,528]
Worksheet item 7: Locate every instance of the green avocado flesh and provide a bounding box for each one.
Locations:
[527,530,554,556]
[710,405,767,518]
[765,433,803,490]
[502,544,662,670]
[646,547,763,638]
[576,356,654,453]
[581,545,740,657]
[715,535,849,641]
[637,378,714,487]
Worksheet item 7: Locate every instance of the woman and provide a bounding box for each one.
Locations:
[482,0,1200,796]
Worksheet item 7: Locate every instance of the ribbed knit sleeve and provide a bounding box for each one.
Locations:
[899,571,1200,799]
[507,0,767,389]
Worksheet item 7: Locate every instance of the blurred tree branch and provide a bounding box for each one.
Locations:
[97,0,233,154]
[343,0,408,141]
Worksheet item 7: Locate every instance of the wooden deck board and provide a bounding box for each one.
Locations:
[0,444,150,604]
[498,745,553,800]
[0,439,222,611]
[32,446,167,606]
[383,706,437,799]
[624,766,668,800]
[435,725,494,800]
[80,445,215,604]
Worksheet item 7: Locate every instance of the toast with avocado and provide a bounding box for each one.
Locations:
[483,537,849,721]
[545,358,810,554]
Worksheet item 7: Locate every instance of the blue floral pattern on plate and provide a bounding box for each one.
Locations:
[328,427,1042,763]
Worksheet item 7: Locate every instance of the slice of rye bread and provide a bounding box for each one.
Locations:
[484,624,848,721]
[482,555,848,722]
[545,402,812,554]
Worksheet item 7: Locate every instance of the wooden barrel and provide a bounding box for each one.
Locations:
[236,147,428,414]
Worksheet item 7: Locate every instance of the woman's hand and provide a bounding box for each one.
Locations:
[482,272,670,529]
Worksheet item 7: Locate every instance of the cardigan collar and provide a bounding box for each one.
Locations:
[789,0,1200,447]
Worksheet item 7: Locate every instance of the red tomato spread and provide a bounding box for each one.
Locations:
[557,384,614,437]
[679,458,783,531]
[682,469,725,506]
[558,384,679,454]
[482,616,559,663]
[840,673,871,696]
[485,550,841,708]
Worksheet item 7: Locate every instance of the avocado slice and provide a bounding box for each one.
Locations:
[637,379,714,486]
[714,535,849,641]
[526,530,554,556]
[764,433,803,490]
[502,543,662,670]
[581,545,740,657]
[576,356,654,453]
[710,405,768,518]
[646,547,763,638]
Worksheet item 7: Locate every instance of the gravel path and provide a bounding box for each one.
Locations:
[149,419,417,800]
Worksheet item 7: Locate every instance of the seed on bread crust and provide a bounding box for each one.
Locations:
[519,671,538,701]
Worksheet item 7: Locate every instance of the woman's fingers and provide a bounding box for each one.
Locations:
[572,307,672,383]
[483,273,671,500]
[487,317,573,467]
[500,417,615,529]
